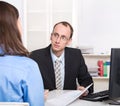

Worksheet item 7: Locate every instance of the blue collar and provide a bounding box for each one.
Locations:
[0,46,5,56]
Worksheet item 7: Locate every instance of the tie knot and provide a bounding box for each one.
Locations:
[55,60,61,64]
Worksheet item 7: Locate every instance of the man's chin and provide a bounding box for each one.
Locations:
[53,48,60,52]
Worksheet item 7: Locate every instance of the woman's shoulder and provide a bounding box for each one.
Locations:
[6,55,38,67]
[18,56,38,65]
[14,56,40,72]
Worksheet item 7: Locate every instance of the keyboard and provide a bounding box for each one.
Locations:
[81,90,109,101]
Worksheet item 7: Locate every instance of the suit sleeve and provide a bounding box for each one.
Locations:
[77,50,94,93]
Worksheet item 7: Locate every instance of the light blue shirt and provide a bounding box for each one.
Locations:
[50,49,65,89]
[0,49,44,106]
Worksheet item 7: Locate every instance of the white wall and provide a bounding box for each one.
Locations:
[77,0,120,54]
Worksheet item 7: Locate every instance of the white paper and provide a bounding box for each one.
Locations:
[45,83,93,106]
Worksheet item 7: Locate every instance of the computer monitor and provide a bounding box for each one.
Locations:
[109,48,120,105]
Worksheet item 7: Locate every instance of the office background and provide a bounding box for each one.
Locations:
[3,0,120,54]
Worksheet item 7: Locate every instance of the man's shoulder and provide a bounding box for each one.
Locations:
[65,47,81,53]
[31,46,50,54]
[65,47,83,58]
[31,48,46,53]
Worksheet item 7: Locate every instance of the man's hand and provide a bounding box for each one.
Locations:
[77,86,89,96]
[44,89,49,100]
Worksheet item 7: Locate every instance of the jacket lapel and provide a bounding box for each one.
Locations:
[45,45,56,87]
[64,48,71,88]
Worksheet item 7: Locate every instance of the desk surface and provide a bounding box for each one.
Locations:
[45,90,116,106]
[0,102,29,106]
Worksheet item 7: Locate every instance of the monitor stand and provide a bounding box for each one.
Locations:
[108,98,120,105]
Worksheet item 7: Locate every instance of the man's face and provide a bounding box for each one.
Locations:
[17,18,22,36]
[50,23,72,55]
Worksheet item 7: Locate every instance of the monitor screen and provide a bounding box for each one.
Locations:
[109,48,120,104]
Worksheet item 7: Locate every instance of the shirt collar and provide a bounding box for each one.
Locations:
[0,45,5,55]
[50,48,64,64]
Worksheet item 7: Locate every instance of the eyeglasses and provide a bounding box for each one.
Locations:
[51,33,70,42]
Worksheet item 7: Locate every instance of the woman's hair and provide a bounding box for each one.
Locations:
[52,21,74,38]
[0,1,29,56]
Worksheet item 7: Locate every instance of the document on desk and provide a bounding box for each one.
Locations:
[45,83,93,106]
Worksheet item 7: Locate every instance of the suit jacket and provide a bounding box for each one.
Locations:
[30,45,93,93]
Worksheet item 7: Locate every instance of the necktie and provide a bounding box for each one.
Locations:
[54,60,62,89]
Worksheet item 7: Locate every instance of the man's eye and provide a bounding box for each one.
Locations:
[54,33,59,37]
[61,36,66,40]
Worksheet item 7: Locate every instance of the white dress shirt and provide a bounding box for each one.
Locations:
[50,48,65,89]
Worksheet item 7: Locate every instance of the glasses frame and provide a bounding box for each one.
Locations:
[51,33,70,42]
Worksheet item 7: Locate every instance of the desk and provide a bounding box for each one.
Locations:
[0,102,29,106]
[45,90,116,106]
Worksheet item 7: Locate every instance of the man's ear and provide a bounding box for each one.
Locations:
[67,38,72,46]
[50,34,52,41]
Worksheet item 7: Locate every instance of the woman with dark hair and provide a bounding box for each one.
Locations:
[0,1,44,106]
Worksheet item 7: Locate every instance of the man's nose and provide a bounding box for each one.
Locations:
[56,37,61,42]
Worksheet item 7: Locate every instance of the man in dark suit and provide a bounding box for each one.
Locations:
[30,21,93,95]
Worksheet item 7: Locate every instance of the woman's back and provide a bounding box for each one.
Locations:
[0,55,44,106]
